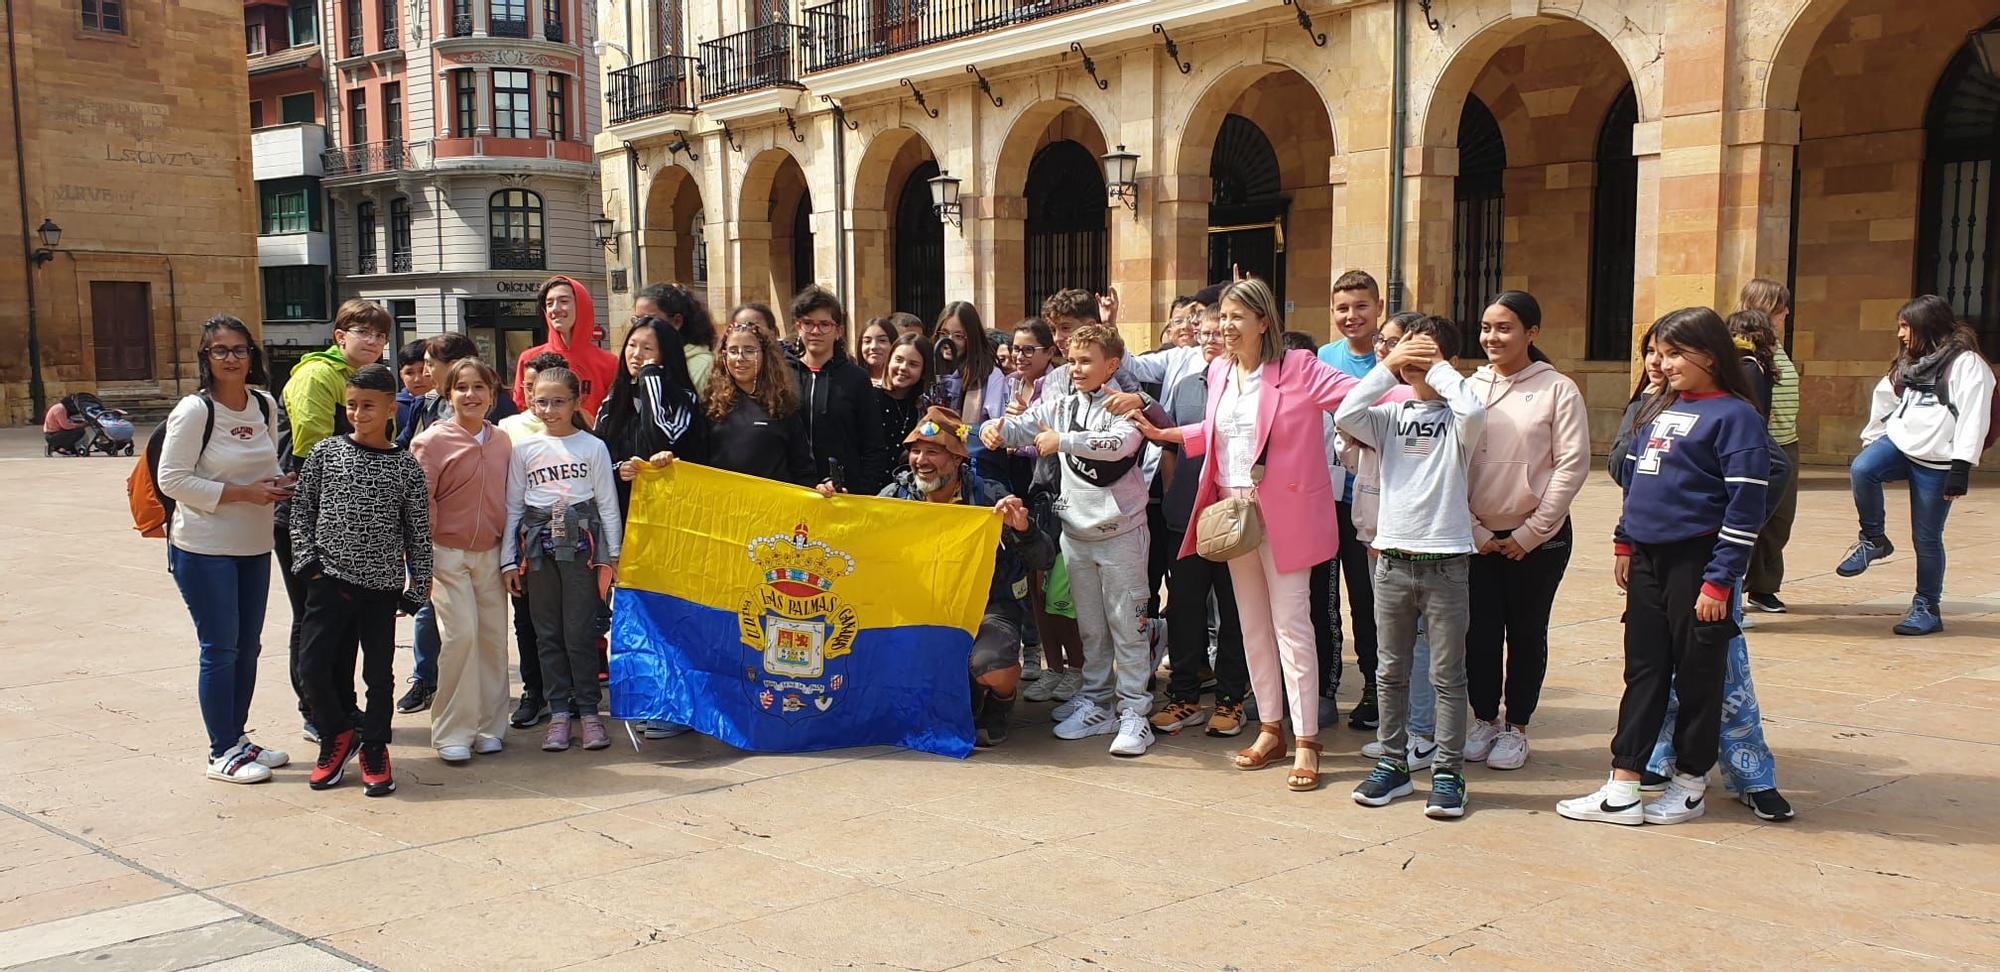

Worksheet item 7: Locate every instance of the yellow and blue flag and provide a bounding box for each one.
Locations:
[610,462,1001,758]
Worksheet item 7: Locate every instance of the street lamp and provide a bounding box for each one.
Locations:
[1970,22,2000,78]
[928,169,962,230]
[591,215,618,253]
[31,218,60,266]
[1102,145,1139,218]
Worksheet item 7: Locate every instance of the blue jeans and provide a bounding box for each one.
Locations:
[412,601,440,685]
[1850,436,1952,603]
[170,547,271,758]
[1648,583,1777,793]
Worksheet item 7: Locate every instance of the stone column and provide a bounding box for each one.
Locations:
[473,0,489,36]
[1401,145,1457,313]
[1106,49,1158,346]
[531,70,549,138]
[1717,107,1801,304]
[939,87,980,316]
[474,66,493,136]
[1646,0,1736,316]
[1629,119,1661,379]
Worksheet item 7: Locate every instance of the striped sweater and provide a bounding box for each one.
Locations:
[1767,347,1800,446]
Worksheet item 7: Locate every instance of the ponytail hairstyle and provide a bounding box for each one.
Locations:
[1727,309,1780,385]
[1638,307,1760,425]
[1486,290,1550,364]
[530,365,581,401]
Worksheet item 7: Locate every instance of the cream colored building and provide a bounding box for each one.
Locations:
[593,0,2000,462]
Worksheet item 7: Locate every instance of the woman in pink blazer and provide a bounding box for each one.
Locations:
[1140,278,1358,791]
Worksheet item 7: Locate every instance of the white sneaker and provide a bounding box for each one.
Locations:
[1107,709,1154,757]
[1362,739,1389,759]
[1642,772,1709,825]
[206,744,272,784]
[1052,694,1086,722]
[473,737,504,755]
[1053,670,1084,701]
[438,745,473,763]
[1485,726,1529,770]
[1739,613,1756,630]
[1360,736,1436,770]
[1053,700,1118,740]
[642,720,692,739]
[1463,719,1501,762]
[1022,671,1060,703]
[239,735,289,768]
[1556,775,1645,825]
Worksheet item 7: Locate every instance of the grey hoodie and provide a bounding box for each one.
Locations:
[1334,360,1486,554]
[992,385,1147,539]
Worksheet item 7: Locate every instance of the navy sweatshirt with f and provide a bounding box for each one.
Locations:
[1613,391,1769,601]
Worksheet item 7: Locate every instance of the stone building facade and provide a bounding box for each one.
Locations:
[595,0,2000,462]
[0,0,260,423]
[319,0,605,377]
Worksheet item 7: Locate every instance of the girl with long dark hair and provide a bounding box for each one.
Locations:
[160,315,290,783]
[871,332,935,486]
[1560,307,1767,827]
[601,317,710,513]
[1836,294,1993,635]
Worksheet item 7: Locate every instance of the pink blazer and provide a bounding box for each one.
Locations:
[1177,349,1359,573]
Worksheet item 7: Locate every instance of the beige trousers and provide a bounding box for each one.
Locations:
[429,545,510,749]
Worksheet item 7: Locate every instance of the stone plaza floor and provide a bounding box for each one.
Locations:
[0,427,1996,970]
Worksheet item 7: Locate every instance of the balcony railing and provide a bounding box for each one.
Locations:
[490,244,546,270]
[346,33,364,57]
[802,0,1112,71]
[382,26,398,49]
[608,54,698,124]
[322,138,408,176]
[391,251,413,273]
[544,17,563,42]
[698,22,803,100]
[452,13,473,36]
[491,17,530,38]
[358,253,378,273]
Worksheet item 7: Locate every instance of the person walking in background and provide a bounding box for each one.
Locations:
[1836,295,1994,636]
[291,364,432,797]
[510,275,618,421]
[159,315,290,783]
[1462,291,1590,771]
[504,366,623,753]
[1737,279,1801,614]
[412,358,513,764]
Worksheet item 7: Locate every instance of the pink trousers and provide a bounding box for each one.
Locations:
[1223,490,1321,738]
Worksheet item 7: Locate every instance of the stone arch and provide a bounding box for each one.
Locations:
[989,96,1114,200]
[848,126,943,321]
[1165,62,1341,337]
[986,98,1115,321]
[641,164,707,302]
[736,146,816,309]
[1412,8,1661,151]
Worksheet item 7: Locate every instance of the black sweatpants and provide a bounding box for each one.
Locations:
[1335,501,1377,685]
[511,594,543,700]
[1164,535,1247,705]
[1466,518,1573,726]
[273,521,312,719]
[297,576,398,745]
[1611,536,1737,775]
[1144,501,1173,618]
[1309,557,1342,697]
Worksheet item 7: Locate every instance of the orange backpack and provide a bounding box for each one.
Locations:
[128,392,272,538]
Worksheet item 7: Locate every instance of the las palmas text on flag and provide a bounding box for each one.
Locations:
[610,462,1001,758]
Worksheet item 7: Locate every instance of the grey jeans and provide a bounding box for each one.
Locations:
[1373,554,1470,771]
[522,557,603,715]
[1063,529,1152,716]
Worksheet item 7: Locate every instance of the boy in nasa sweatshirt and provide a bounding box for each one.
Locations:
[1334,315,1485,819]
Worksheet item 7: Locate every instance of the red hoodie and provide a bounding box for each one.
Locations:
[510,275,620,420]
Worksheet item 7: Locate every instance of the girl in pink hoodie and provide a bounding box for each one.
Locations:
[1462,291,1591,770]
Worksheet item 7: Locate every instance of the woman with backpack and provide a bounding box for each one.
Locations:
[1836,295,1995,636]
[156,315,292,783]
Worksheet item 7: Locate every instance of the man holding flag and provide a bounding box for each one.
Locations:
[874,407,1054,748]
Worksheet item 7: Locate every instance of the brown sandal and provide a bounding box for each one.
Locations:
[1233,722,1287,770]
[1288,740,1324,792]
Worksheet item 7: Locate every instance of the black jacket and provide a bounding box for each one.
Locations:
[788,350,887,494]
[710,395,816,487]
[597,362,711,513]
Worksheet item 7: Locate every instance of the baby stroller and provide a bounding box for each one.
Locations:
[68,393,136,457]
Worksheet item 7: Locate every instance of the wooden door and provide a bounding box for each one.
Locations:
[90,281,154,381]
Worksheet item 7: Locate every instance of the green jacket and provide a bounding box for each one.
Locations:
[283,345,354,460]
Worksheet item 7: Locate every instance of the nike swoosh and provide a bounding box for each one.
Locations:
[1600,799,1640,813]
[1684,796,1704,810]
[1412,743,1438,759]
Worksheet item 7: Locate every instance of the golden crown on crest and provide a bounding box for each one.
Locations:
[746,522,856,593]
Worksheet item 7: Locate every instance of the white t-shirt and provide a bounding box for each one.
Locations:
[501,429,623,568]
[157,391,283,557]
[1214,366,1263,488]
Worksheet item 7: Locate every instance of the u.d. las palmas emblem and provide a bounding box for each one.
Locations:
[738,522,860,721]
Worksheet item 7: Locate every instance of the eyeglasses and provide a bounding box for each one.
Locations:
[796,319,838,333]
[205,346,252,361]
[1376,334,1401,350]
[1195,331,1221,343]
[721,347,762,359]
[1011,344,1048,354]
[530,397,574,409]
[345,330,388,345]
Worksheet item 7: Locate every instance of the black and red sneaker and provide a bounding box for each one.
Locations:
[359,742,396,797]
[309,729,360,790]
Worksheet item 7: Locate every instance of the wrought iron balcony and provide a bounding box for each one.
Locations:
[544,17,563,42]
[321,139,408,176]
[801,0,1112,71]
[358,253,378,274]
[391,251,413,273]
[451,13,473,36]
[490,243,546,270]
[346,33,364,57]
[382,26,398,49]
[491,18,530,38]
[608,54,698,124]
[698,22,803,100]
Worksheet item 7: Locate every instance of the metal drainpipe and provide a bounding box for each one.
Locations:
[832,113,848,305]
[1387,0,1409,313]
[6,0,47,417]
[167,257,183,396]
[627,146,642,289]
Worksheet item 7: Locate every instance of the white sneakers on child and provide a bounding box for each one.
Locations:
[206,743,272,784]
[1486,726,1529,770]
[1557,774,1646,825]
[1463,719,1501,762]
[1642,772,1709,825]
[1053,699,1117,740]
[473,737,504,755]
[1107,709,1154,757]
[438,745,473,764]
